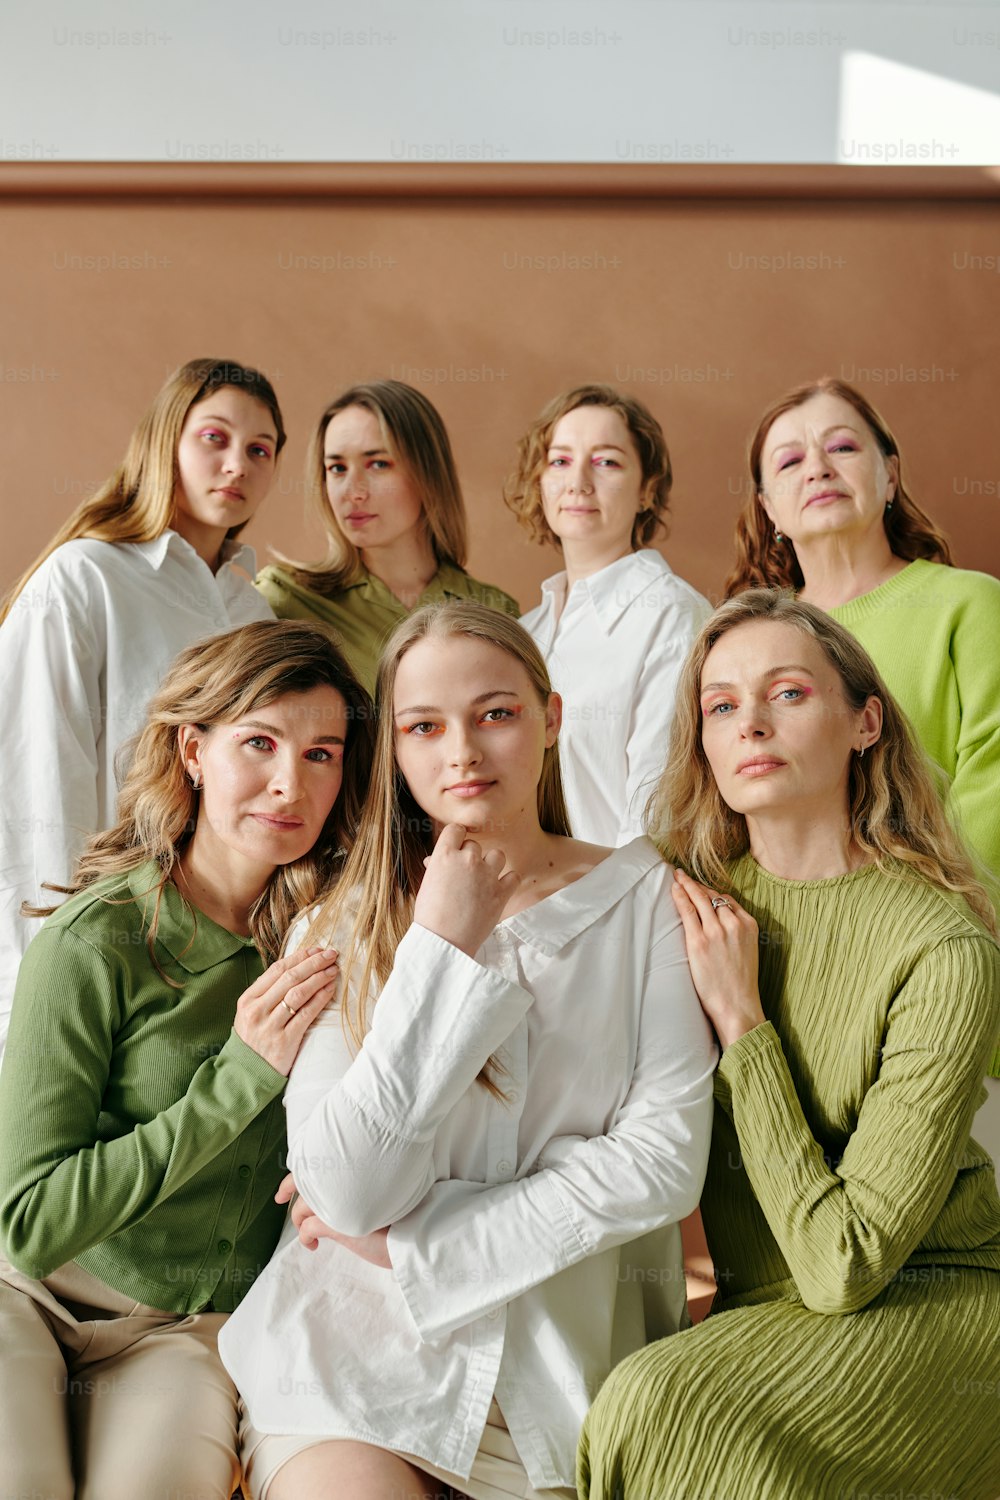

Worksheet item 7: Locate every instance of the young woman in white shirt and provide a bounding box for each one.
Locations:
[219,600,717,1500]
[0,358,283,1060]
[506,385,711,847]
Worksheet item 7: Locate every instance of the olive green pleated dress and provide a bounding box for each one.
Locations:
[579,857,1000,1500]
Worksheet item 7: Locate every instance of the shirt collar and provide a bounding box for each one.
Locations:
[579,550,673,634]
[126,862,257,973]
[346,562,476,607]
[128,530,258,576]
[500,837,663,956]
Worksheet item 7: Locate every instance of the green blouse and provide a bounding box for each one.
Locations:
[0,863,288,1315]
[256,561,520,697]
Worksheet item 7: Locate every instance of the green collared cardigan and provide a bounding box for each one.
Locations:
[0,863,288,1314]
[256,561,520,698]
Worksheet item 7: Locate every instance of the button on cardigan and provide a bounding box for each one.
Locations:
[0,862,288,1314]
[0,531,273,1061]
[520,550,711,847]
[219,838,717,1491]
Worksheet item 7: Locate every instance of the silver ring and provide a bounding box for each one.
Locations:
[279,998,297,1018]
[711,897,731,910]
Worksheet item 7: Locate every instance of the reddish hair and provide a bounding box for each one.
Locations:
[725,377,952,597]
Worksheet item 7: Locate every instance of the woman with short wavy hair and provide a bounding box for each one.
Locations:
[508,384,710,847]
[579,589,1000,1500]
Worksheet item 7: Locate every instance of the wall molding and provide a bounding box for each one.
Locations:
[1,162,997,201]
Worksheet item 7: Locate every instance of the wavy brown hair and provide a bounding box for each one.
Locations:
[725,377,953,596]
[274,379,469,595]
[1,358,286,625]
[305,601,570,1092]
[646,588,996,934]
[504,383,672,551]
[29,619,374,967]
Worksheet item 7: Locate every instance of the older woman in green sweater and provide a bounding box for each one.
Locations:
[0,619,373,1500]
[579,590,1000,1500]
[726,376,1000,1086]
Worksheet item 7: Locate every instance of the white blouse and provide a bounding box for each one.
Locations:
[521,550,711,847]
[219,838,716,1491]
[0,531,272,1060]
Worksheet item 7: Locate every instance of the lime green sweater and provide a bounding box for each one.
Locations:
[830,559,1000,1075]
[0,864,288,1314]
[706,855,1000,1312]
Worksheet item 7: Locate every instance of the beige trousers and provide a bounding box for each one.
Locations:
[0,1255,240,1500]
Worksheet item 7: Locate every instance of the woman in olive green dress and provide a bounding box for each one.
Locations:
[257,380,518,696]
[578,589,1000,1500]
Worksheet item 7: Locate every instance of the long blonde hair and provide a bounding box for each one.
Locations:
[31,619,374,965]
[504,383,672,551]
[646,588,996,934]
[276,380,469,595]
[307,601,570,1082]
[725,377,952,596]
[2,358,285,625]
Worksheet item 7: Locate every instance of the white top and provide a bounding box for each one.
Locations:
[521,550,712,847]
[0,531,273,1059]
[219,837,716,1490]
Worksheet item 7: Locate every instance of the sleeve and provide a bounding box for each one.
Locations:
[948,577,1000,905]
[0,925,286,1278]
[388,902,718,1341]
[254,568,301,621]
[0,566,104,1059]
[285,923,535,1234]
[617,588,712,843]
[714,934,1000,1316]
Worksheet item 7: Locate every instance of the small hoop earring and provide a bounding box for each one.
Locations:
[189,772,202,791]
[857,745,866,761]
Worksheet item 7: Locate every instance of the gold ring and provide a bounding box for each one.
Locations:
[279,998,296,1018]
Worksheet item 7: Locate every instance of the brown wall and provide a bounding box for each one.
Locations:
[2,163,998,608]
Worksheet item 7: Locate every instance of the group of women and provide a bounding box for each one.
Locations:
[0,358,997,1500]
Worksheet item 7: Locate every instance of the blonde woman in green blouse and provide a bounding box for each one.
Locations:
[580,590,1000,1500]
[0,619,373,1500]
[257,379,519,696]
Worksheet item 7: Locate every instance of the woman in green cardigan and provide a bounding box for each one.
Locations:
[0,618,374,1500]
[257,379,519,696]
[579,589,1000,1500]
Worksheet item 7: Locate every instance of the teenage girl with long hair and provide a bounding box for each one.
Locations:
[0,357,285,1059]
[220,601,716,1500]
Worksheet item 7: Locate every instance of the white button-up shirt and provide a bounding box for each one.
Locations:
[219,838,716,1491]
[0,531,272,1059]
[521,550,711,847]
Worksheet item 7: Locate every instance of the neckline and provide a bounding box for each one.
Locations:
[736,850,882,891]
[826,558,932,618]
